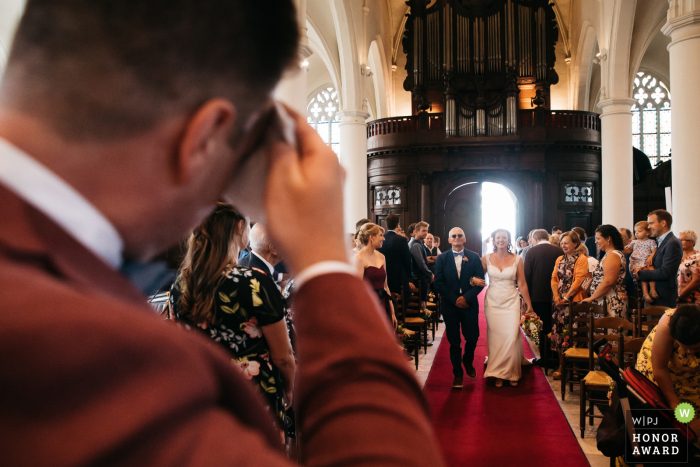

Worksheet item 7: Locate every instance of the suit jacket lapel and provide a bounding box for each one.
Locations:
[0,185,146,305]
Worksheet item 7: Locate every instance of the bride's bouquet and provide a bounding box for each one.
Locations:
[520,309,543,346]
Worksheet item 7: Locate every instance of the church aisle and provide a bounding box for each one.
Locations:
[423,290,589,466]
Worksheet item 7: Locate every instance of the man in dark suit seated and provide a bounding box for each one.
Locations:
[377,214,412,308]
[0,1,445,465]
[434,227,485,389]
[523,229,564,364]
[637,210,683,308]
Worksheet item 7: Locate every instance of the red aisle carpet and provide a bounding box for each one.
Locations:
[423,290,589,466]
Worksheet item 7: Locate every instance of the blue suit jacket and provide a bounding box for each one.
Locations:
[434,249,485,311]
[638,232,683,307]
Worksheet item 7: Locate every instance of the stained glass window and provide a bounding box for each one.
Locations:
[307,86,341,157]
[565,184,593,203]
[375,187,402,206]
[631,72,671,167]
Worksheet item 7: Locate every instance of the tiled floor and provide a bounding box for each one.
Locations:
[414,325,610,467]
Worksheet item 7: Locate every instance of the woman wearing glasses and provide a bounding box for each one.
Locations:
[472,229,534,387]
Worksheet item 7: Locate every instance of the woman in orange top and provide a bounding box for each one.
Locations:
[550,231,589,378]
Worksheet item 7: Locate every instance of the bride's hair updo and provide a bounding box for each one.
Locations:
[491,229,513,253]
[357,223,385,248]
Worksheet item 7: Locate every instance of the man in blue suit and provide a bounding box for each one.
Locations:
[434,227,485,388]
[637,210,683,308]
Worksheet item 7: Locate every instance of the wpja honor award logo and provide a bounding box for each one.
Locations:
[625,407,695,463]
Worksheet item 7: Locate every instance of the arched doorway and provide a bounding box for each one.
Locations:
[442,181,518,255]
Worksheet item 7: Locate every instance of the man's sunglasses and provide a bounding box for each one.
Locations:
[451,234,464,238]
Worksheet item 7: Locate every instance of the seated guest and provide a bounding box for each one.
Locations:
[581,225,627,318]
[550,231,588,379]
[249,223,285,286]
[425,233,438,268]
[677,230,700,304]
[635,304,700,436]
[172,204,295,427]
[637,210,683,307]
[355,223,397,329]
[551,226,562,237]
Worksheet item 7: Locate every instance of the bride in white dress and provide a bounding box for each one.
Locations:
[473,229,534,387]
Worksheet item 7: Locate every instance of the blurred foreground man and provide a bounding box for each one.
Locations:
[0,1,445,466]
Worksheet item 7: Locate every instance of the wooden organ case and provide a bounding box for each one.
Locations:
[367,0,603,245]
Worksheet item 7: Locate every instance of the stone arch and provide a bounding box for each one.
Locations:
[368,37,390,119]
[329,0,363,111]
[572,23,598,111]
[307,17,342,106]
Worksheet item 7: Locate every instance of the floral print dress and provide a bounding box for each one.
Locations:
[636,309,700,414]
[551,253,580,352]
[677,252,700,304]
[589,250,627,318]
[172,266,287,425]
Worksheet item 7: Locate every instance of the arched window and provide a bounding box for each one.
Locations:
[631,71,671,167]
[307,86,340,156]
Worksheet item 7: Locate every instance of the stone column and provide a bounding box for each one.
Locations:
[662,2,700,234]
[598,98,635,230]
[337,110,370,233]
[420,172,432,224]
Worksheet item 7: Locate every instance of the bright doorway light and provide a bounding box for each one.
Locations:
[481,182,517,255]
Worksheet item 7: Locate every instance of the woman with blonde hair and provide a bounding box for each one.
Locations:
[355,223,398,329]
[171,203,295,427]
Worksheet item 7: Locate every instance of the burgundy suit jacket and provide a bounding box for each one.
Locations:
[0,184,445,467]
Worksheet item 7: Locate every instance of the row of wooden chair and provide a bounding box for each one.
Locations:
[559,292,668,438]
[391,282,440,370]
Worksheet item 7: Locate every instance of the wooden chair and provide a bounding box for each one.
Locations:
[579,316,634,438]
[392,289,427,371]
[561,299,606,401]
[636,305,670,337]
[542,332,560,376]
[407,282,434,343]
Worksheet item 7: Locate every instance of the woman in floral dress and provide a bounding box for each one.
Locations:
[550,231,589,379]
[677,230,700,304]
[171,203,295,427]
[635,305,700,436]
[581,225,627,318]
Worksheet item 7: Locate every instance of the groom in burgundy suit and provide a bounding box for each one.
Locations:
[0,1,445,466]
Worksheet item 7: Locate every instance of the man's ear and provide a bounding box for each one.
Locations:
[269,243,278,257]
[176,99,237,184]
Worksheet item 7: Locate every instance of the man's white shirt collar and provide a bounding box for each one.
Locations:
[537,240,551,245]
[0,138,124,269]
[251,250,275,276]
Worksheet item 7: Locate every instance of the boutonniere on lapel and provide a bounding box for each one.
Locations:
[462,256,468,262]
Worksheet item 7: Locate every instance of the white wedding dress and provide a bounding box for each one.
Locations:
[483,254,531,382]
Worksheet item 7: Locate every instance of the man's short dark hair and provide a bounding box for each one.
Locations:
[386,214,400,231]
[407,223,416,237]
[572,227,586,241]
[669,304,700,346]
[2,0,299,141]
[551,226,562,234]
[355,218,371,230]
[648,209,673,229]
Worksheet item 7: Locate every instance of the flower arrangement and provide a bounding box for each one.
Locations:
[397,325,415,345]
[520,310,543,346]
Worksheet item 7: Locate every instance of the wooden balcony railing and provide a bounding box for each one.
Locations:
[518,110,601,131]
[366,114,444,138]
